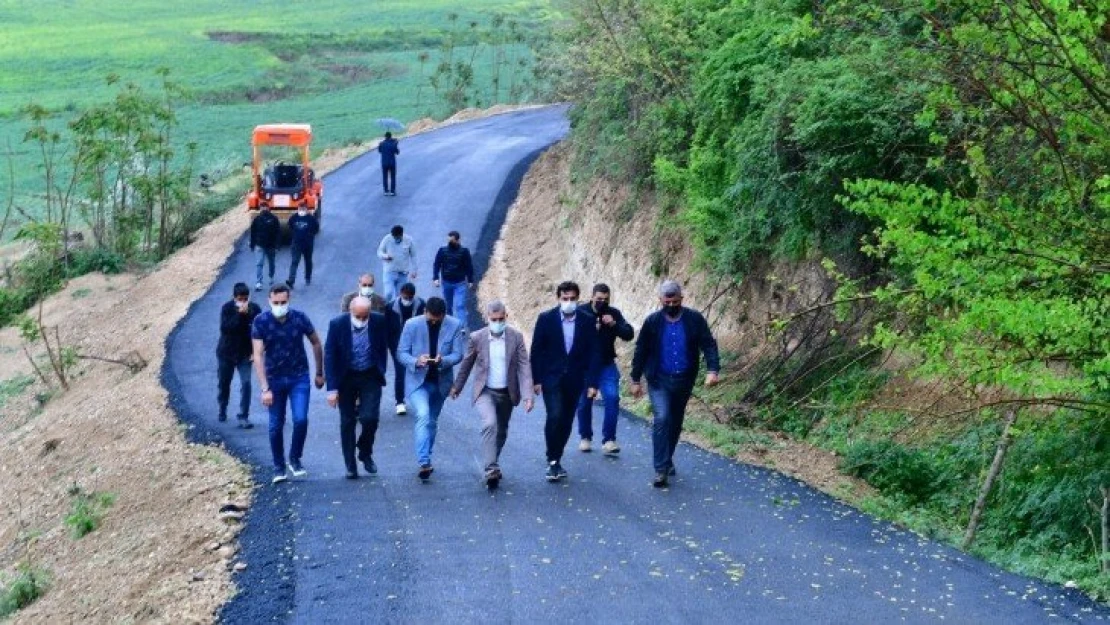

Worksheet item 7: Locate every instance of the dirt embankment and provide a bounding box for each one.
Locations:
[479,141,871,498]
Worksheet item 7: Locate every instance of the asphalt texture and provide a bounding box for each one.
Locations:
[162,106,1109,624]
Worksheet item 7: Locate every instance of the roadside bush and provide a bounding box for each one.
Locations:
[840,439,945,504]
[0,563,49,618]
[66,247,125,276]
[0,287,33,329]
[64,487,116,539]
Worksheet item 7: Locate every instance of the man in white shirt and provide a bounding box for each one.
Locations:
[377,225,417,301]
[451,300,534,489]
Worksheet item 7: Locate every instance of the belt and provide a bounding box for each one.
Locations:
[486,387,509,394]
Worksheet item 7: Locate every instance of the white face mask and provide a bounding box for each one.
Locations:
[297,209,308,217]
[351,315,368,329]
[488,321,506,335]
[271,303,289,318]
[400,298,413,306]
[560,301,577,315]
[359,286,374,297]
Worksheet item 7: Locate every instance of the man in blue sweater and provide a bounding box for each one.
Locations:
[432,230,474,329]
[378,132,400,196]
[285,207,319,288]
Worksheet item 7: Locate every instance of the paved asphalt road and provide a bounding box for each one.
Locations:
[163,106,1109,624]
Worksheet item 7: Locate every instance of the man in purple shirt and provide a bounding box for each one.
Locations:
[630,280,720,488]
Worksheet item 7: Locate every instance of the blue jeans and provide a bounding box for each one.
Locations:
[576,362,621,442]
[383,270,408,302]
[410,379,447,466]
[647,375,694,473]
[255,246,276,284]
[441,280,469,329]
[287,243,313,285]
[268,373,311,472]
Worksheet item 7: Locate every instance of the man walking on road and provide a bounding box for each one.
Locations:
[630,280,720,488]
[377,225,417,301]
[378,131,400,196]
[325,296,390,479]
[249,205,281,291]
[432,230,474,329]
[530,281,599,482]
[285,206,320,289]
[387,283,425,415]
[340,273,387,313]
[217,282,261,428]
[251,284,325,484]
[397,297,465,481]
[576,283,635,456]
[451,300,534,489]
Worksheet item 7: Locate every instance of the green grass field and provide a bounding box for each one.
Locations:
[0,0,555,222]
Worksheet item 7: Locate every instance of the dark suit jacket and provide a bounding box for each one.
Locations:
[324,312,390,392]
[453,326,533,405]
[530,307,600,390]
[630,307,720,387]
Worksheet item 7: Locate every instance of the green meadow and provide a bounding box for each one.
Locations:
[0,0,555,218]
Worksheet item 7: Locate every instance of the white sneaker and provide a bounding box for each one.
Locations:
[395,403,407,416]
[578,438,592,453]
[254,282,263,291]
[602,440,621,456]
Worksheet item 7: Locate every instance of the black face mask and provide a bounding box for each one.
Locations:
[594,301,609,314]
[448,241,460,250]
[664,304,682,317]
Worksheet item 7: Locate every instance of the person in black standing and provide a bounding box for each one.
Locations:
[325,296,391,478]
[630,280,720,488]
[387,282,425,415]
[378,131,400,196]
[286,206,319,288]
[250,205,281,291]
[217,282,261,428]
[530,281,599,482]
[432,230,474,329]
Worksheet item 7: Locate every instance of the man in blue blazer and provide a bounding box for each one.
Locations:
[530,281,600,482]
[324,296,391,478]
[397,297,466,480]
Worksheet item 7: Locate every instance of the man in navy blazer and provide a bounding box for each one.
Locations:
[325,296,391,478]
[530,281,600,482]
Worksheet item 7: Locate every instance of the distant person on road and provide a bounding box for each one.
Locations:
[450,300,534,489]
[530,281,599,483]
[576,283,635,456]
[217,282,261,428]
[630,280,720,488]
[432,230,474,329]
[285,206,320,289]
[325,296,390,479]
[387,282,426,416]
[377,225,417,301]
[251,284,325,484]
[397,297,465,481]
[378,131,400,196]
[340,273,387,313]
[250,205,281,291]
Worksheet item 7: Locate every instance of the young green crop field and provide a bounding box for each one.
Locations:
[0,0,555,221]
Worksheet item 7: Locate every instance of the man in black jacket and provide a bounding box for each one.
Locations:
[576,284,635,456]
[432,230,474,329]
[530,281,600,482]
[250,206,281,291]
[630,280,720,488]
[378,132,400,196]
[217,282,261,427]
[387,283,426,415]
[285,207,319,288]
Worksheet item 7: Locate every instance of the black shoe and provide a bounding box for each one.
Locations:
[668,465,677,477]
[485,466,502,490]
[305,278,311,286]
[285,279,294,289]
[653,472,669,488]
[418,464,434,480]
[545,461,567,482]
[345,470,358,480]
[362,457,378,475]
[218,412,228,423]
[237,419,254,429]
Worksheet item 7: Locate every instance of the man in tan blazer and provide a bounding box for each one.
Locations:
[450,299,534,489]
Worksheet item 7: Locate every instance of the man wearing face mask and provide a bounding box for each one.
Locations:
[630,280,720,488]
[450,300,534,489]
[249,205,281,291]
[432,230,474,329]
[217,282,261,428]
[387,282,425,415]
[576,283,635,456]
[340,273,387,313]
[530,281,600,482]
[251,284,326,484]
[325,296,390,478]
[377,225,417,302]
[397,297,466,480]
[285,206,320,289]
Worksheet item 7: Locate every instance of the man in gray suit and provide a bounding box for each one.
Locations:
[397,296,466,480]
[451,300,534,489]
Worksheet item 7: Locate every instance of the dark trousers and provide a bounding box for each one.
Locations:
[392,354,407,404]
[382,165,396,193]
[338,370,384,473]
[647,374,694,473]
[542,378,584,462]
[217,357,252,418]
[287,243,314,285]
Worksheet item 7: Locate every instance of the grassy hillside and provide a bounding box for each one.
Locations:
[0,0,554,213]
